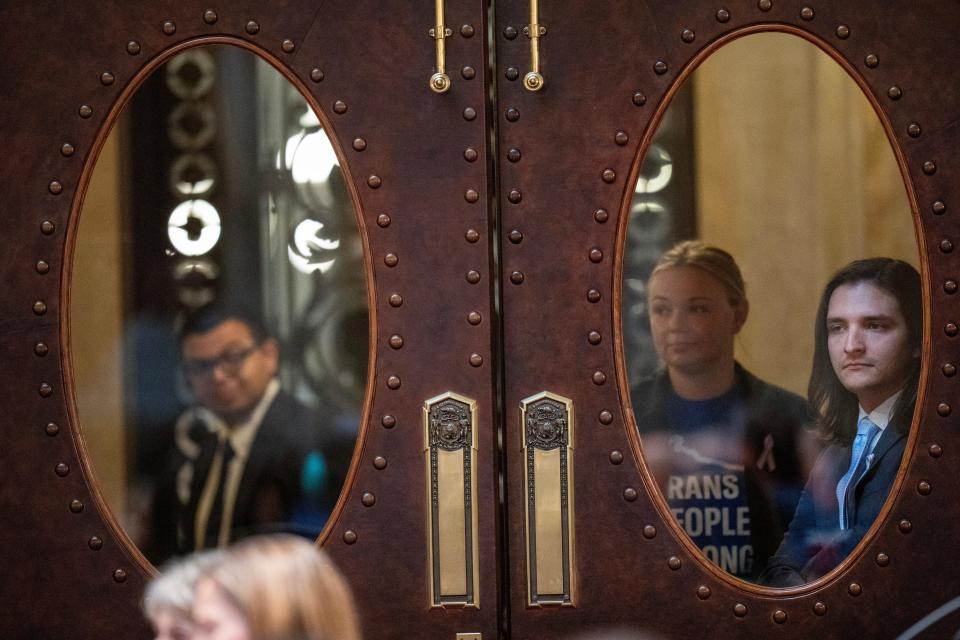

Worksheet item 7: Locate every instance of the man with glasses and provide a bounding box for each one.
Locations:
[154,304,327,557]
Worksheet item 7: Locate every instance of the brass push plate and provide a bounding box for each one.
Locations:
[456,634,481,640]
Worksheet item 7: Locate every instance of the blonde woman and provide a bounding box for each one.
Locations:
[191,534,361,640]
[143,551,220,640]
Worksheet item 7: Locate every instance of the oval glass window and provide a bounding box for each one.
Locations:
[623,32,920,586]
[71,44,366,565]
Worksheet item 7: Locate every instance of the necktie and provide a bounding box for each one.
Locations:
[196,434,236,550]
[836,417,880,530]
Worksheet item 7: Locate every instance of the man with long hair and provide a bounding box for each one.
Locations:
[761,258,922,586]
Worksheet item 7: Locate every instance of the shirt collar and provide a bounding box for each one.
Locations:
[858,388,904,431]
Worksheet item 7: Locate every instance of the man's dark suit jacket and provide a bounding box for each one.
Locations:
[759,418,908,586]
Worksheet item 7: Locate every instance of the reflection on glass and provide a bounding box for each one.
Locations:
[72,45,365,564]
[624,33,918,585]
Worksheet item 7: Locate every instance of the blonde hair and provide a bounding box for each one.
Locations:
[143,550,221,622]
[202,534,361,640]
[651,240,747,305]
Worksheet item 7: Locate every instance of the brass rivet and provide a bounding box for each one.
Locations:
[944,363,956,377]
[113,569,128,583]
[461,24,475,38]
[642,525,657,539]
[41,220,56,235]
[79,105,93,119]
[203,9,218,24]
[772,610,787,624]
[389,294,403,307]
[929,443,943,458]
[461,66,476,80]
[758,0,772,10]
[668,556,682,570]
[246,20,260,35]
[503,26,518,40]
[918,481,932,496]
[281,39,296,53]
[653,60,668,75]
[848,582,862,597]
[599,410,613,425]
[468,311,482,325]
[908,123,922,138]
[865,54,879,68]
[800,7,814,20]
[388,335,404,349]
[594,208,609,223]
[588,331,601,345]
[34,301,48,315]
[70,499,84,513]
[373,456,387,470]
[464,147,479,162]
[469,353,483,367]
[587,289,601,303]
[507,148,522,162]
[310,68,324,82]
[48,181,63,195]
[933,200,947,215]
[836,24,850,38]
[162,20,176,35]
[509,230,523,244]
[55,463,69,477]
[39,383,53,398]
[60,143,74,157]
[384,253,398,267]
[945,322,958,337]
[100,72,115,86]
[465,189,480,203]
[34,342,49,357]
[898,519,913,534]
[937,402,951,416]
[467,270,481,284]
[602,169,616,183]
[343,530,358,544]
[377,214,391,227]
[589,248,603,263]
[126,41,141,55]
[381,415,396,429]
[609,450,623,465]
[36,261,50,274]
[361,492,376,507]
[716,8,731,22]
[367,175,382,189]
[623,487,638,502]
[386,376,401,390]
[593,371,607,385]
[466,229,480,243]
[941,240,954,253]
[734,604,748,617]
[505,67,520,81]
[508,190,522,204]
[505,107,520,122]
[463,107,477,121]
[88,536,103,550]
[615,131,629,146]
[813,602,827,616]
[632,91,647,106]
[510,271,524,285]
[888,86,902,100]
[697,585,711,600]
[944,280,957,294]
[876,552,890,567]
[333,100,347,114]
[681,29,695,43]
[45,423,59,436]
[923,161,937,175]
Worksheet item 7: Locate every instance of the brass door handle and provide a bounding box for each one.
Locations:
[522,0,545,91]
[429,0,453,93]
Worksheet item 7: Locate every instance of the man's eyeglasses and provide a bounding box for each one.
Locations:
[182,344,259,379]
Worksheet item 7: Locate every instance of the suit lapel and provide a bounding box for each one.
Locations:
[854,424,905,489]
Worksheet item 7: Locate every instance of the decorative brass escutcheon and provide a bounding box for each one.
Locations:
[424,392,479,608]
[522,0,546,91]
[428,0,453,93]
[521,391,575,606]
[455,634,482,640]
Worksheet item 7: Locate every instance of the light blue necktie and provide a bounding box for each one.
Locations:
[836,417,880,530]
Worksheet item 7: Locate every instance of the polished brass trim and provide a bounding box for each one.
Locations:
[455,634,482,640]
[428,0,453,93]
[521,391,575,606]
[522,0,546,91]
[424,392,479,608]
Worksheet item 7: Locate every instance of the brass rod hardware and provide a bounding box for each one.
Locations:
[522,0,546,91]
[429,0,453,93]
